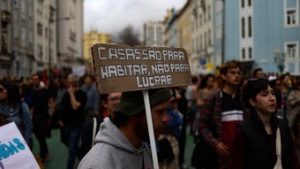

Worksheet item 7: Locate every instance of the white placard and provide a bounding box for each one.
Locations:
[0,122,40,169]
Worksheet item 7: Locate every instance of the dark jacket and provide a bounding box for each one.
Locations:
[60,90,87,129]
[229,113,300,169]
[78,116,103,159]
[198,90,223,149]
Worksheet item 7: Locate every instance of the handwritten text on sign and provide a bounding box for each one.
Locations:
[0,122,39,169]
[92,44,192,93]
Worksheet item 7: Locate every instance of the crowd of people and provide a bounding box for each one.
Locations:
[0,60,299,169]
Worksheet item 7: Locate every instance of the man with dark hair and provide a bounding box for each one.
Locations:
[29,73,52,163]
[197,60,245,169]
[252,68,264,78]
[58,74,87,169]
[78,88,171,169]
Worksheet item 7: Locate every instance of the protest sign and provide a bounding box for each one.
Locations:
[91,43,192,169]
[92,43,192,93]
[0,122,39,169]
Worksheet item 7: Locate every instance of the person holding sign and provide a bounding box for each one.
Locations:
[78,88,171,169]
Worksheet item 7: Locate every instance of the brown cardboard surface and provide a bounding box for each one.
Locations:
[92,43,192,93]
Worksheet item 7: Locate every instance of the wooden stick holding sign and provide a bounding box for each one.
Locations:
[91,43,192,169]
[143,90,159,169]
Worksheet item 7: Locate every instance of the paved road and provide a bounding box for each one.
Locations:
[32,129,68,169]
[32,128,195,169]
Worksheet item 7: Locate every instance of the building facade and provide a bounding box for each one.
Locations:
[83,31,112,62]
[176,0,194,74]
[164,8,178,48]
[0,0,13,77]
[0,0,35,77]
[225,0,300,75]
[57,0,84,69]
[33,0,57,73]
[143,21,165,46]
[0,0,84,78]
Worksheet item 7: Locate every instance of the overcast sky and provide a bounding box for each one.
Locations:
[84,0,187,35]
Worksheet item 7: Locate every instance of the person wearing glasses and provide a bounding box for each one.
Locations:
[78,92,121,159]
[229,78,299,169]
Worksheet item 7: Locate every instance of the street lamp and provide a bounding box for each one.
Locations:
[48,16,70,78]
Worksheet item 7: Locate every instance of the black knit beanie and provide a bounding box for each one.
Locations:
[114,88,171,116]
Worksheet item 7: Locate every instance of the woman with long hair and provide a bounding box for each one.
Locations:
[0,80,32,148]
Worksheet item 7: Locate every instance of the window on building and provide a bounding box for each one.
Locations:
[37,0,43,14]
[241,0,245,8]
[248,16,252,37]
[208,6,211,21]
[37,44,43,60]
[286,43,298,60]
[193,38,196,53]
[45,27,48,38]
[199,15,202,27]
[208,30,211,46]
[69,30,76,42]
[286,9,297,26]
[242,48,246,59]
[204,32,207,49]
[196,36,200,53]
[248,0,252,7]
[49,29,53,42]
[241,17,245,38]
[248,47,252,59]
[37,22,43,36]
[200,35,203,50]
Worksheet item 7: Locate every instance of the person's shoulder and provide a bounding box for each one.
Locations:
[78,144,116,169]
[203,90,221,102]
[276,117,290,129]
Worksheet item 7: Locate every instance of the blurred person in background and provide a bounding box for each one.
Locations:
[175,87,189,168]
[79,92,121,159]
[158,89,183,169]
[252,68,264,78]
[29,73,52,163]
[269,76,283,116]
[0,81,32,147]
[279,73,292,119]
[185,76,199,134]
[193,74,217,140]
[229,78,299,169]
[292,112,300,162]
[81,74,100,120]
[197,60,244,169]
[287,77,300,126]
[58,74,87,169]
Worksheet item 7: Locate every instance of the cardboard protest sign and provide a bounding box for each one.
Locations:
[0,122,40,169]
[92,43,192,93]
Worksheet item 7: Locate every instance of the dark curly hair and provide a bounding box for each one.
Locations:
[242,78,270,110]
[0,80,21,107]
